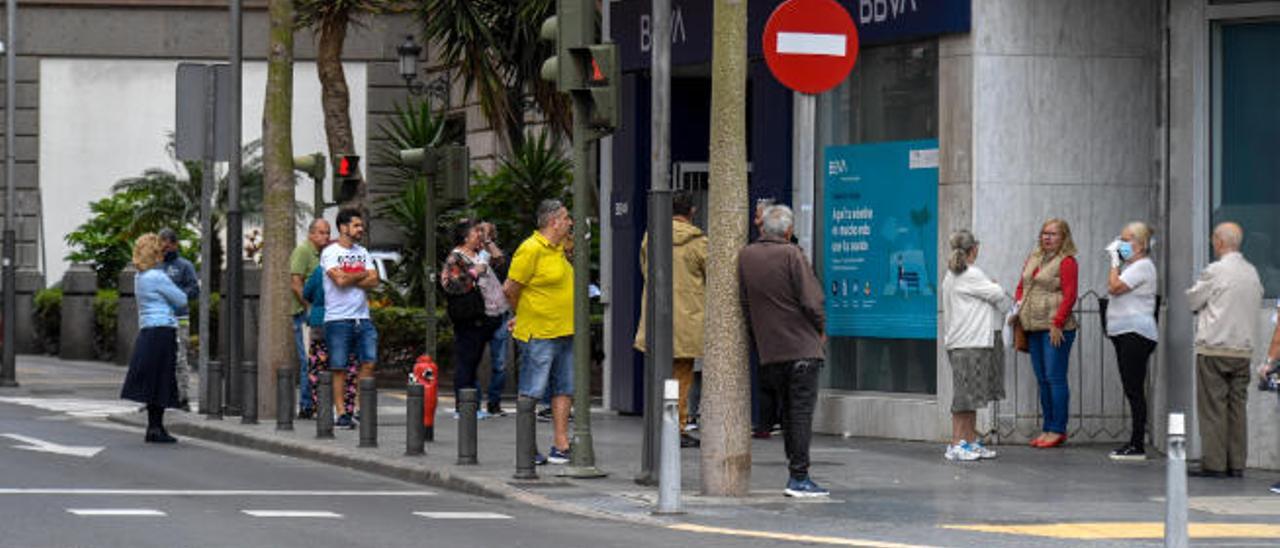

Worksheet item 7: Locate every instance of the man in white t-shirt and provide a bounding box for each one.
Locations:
[321,208,380,428]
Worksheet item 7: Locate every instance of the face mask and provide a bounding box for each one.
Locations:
[164,250,178,262]
[1117,241,1133,261]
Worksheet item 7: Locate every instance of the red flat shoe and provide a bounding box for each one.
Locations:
[1039,434,1066,448]
[1029,437,1045,447]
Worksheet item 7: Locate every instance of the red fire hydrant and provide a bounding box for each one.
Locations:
[411,354,439,441]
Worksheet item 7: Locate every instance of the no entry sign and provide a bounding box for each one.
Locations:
[763,0,860,95]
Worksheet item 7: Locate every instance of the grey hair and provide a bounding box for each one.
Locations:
[308,218,329,232]
[536,199,565,229]
[1213,222,1243,250]
[947,230,978,274]
[1122,221,1152,252]
[760,204,794,238]
[158,227,179,243]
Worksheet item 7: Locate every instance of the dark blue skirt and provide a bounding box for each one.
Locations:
[120,326,179,408]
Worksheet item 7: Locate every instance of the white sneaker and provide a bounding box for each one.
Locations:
[945,443,980,462]
[967,440,998,459]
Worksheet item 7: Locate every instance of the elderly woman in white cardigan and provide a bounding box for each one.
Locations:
[941,230,1010,462]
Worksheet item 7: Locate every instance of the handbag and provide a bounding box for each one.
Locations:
[1012,316,1029,353]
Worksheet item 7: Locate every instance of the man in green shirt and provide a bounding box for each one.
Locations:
[290,219,330,418]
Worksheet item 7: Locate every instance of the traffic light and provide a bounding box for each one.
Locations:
[293,152,326,183]
[397,145,470,206]
[539,0,619,137]
[334,154,360,204]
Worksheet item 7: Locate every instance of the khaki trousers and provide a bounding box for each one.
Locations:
[1196,354,1251,472]
[673,358,696,431]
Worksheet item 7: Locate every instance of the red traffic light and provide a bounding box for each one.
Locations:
[590,59,604,83]
[337,155,360,178]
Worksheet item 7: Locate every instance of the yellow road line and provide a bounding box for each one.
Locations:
[943,522,1280,540]
[667,523,934,548]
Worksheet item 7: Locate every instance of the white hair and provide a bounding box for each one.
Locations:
[761,204,794,238]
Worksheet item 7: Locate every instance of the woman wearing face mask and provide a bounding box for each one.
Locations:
[1104,221,1158,460]
[1014,218,1079,448]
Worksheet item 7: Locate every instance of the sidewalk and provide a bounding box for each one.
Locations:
[106,384,1280,547]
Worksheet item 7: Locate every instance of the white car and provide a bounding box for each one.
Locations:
[368,249,404,291]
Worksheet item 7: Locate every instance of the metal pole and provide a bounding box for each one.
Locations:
[406,383,425,456]
[206,360,223,419]
[599,0,614,414]
[791,93,816,259]
[241,359,257,424]
[358,377,377,447]
[423,176,437,357]
[1165,412,1188,548]
[0,0,17,388]
[638,0,673,486]
[315,371,333,438]
[514,395,538,480]
[225,0,245,422]
[275,367,293,431]
[655,379,682,514]
[457,387,478,465]
[562,92,605,480]
[198,65,215,413]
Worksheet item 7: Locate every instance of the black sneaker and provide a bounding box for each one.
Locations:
[487,401,507,417]
[297,408,315,420]
[536,408,553,422]
[1270,482,1280,495]
[1109,444,1146,461]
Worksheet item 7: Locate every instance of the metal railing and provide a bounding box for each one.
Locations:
[989,290,1149,444]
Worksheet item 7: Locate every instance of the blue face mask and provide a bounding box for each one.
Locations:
[1117,241,1134,261]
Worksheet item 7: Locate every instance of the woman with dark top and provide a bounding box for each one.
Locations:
[120,233,189,443]
[441,219,508,416]
[1014,218,1079,448]
[1104,221,1159,460]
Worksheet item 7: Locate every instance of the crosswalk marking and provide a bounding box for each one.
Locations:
[414,512,512,520]
[0,488,436,497]
[242,510,343,518]
[67,508,166,517]
[0,397,139,418]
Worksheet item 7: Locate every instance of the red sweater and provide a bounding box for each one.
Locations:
[1015,256,1078,329]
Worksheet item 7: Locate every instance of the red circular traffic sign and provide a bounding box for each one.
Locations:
[763,0,860,95]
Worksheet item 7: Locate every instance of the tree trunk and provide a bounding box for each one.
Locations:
[317,15,362,216]
[258,0,296,420]
[700,0,751,496]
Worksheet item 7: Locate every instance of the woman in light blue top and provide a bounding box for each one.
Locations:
[1104,221,1159,461]
[120,233,188,443]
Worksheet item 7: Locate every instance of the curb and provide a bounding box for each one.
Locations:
[105,412,664,527]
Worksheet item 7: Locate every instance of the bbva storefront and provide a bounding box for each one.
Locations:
[608,0,1280,469]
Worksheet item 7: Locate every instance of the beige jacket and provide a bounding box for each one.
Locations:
[1188,251,1264,357]
[634,219,707,359]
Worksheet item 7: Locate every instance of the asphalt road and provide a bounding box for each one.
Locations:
[0,400,777,548]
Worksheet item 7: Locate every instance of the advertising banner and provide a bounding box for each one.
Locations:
[823,139,938,339]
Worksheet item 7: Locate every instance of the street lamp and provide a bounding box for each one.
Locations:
[396,35,450,106]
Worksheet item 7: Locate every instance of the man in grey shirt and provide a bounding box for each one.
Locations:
[1187,222,1264,478]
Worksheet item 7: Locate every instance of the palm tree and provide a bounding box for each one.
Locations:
[258,0,297,419]
[417,0,570,151]
[702,0,751,496]
[295,0,390,214]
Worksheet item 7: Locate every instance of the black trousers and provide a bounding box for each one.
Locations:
[1109,333,1156,448]
[452,317,499,408]
[760,360,822,480]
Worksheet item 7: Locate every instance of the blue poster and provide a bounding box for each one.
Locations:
[823,139,938,339]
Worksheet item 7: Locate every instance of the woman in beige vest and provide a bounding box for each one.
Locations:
[1015,218,1079,448]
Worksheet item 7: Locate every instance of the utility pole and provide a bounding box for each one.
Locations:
[226,0,245,419]
[0,0,17,388]
[539,0,619,479]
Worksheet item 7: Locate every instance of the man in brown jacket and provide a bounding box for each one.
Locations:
[739,204,828,498]
[635,190,707,448]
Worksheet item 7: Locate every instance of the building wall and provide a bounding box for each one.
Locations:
[816,0,1163,443]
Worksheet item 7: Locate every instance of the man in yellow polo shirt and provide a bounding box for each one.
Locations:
[504,199,574,465]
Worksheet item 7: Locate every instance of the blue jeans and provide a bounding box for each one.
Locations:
[324,319,378,369]
[292,313,311,411]
[517,336,574,399]
[486,313,511,404]
[1027,329,1076,434]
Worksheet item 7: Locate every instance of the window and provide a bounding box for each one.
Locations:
[1212,21,1280,297]
[817,39,939,394]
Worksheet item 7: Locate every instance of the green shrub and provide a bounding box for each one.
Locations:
[93,289,118,361]
[370,305,452,380]
[33,288,62,355]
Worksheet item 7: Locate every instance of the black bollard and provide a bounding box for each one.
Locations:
[275,367,293,431]
[241,359,258,424]
[457,388,479,465]
[358,377,377,448]
[206,359,223,420]
[316,371,334,439]
[406,383,425,456]
[514,395,538,480]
